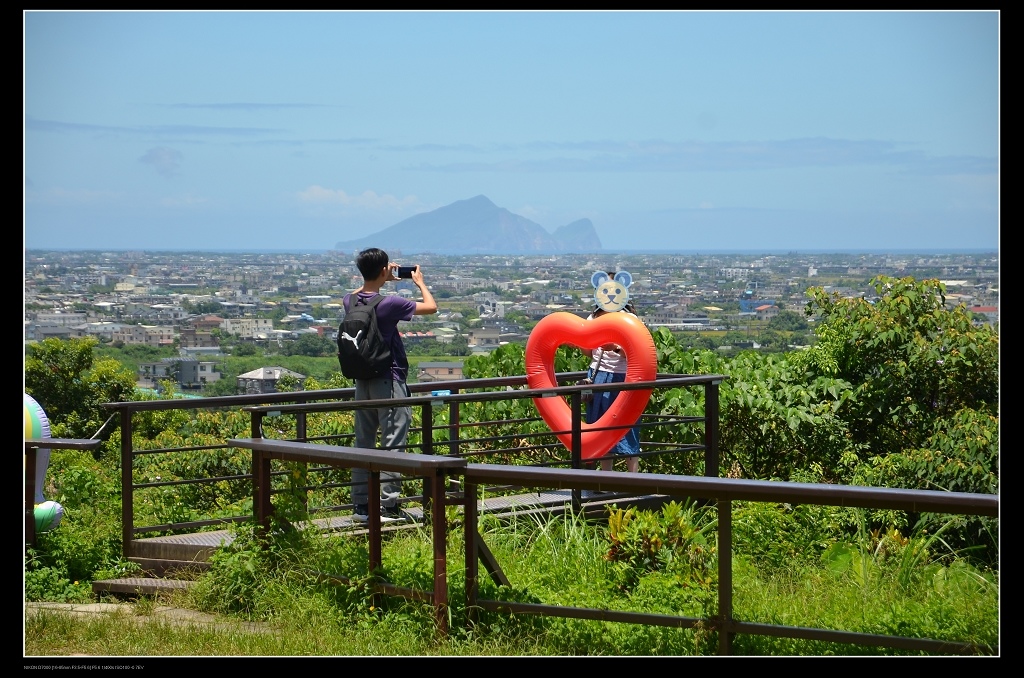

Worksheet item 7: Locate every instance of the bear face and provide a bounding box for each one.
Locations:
[592,270,633,313]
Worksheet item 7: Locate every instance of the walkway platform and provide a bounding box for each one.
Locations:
[93,488,667,597]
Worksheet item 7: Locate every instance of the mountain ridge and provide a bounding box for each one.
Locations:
[334,195,602,254]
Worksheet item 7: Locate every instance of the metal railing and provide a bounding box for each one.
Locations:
[220,435,998,654]
[231,437,467,635]
[87,372,999,654]
[460,463,998,655]
[25,437,103,550]
[102,372,724,556]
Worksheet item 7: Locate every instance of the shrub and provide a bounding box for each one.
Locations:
[24,563,92,603]
[604,501,717,594]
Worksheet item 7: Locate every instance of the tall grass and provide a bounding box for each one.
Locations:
[26,503,998,657]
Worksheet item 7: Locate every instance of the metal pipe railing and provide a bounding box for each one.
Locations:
[199,434,1000,654]
[231,437,467,636]
[102,372,722,551]
[37,372,996,654]
[460,463,998,655]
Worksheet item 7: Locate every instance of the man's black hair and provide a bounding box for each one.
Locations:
[355,248,389,280]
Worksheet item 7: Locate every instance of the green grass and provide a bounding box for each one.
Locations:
[24,507,998,657]
[25,603,542,656]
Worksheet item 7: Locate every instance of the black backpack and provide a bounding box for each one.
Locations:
[338,294,392,380]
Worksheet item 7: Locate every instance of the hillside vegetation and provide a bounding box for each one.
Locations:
[24,276,999,655]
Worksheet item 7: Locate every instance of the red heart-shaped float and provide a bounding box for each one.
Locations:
[525,311,656,460]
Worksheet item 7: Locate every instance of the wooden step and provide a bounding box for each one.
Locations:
[130,529,231,562]
[91,492,665,600]
[128,557,211,577]
[92,576,195,597]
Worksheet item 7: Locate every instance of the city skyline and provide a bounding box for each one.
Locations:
[24,11,999,253]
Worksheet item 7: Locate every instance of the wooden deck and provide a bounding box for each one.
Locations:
[93,488,666,597]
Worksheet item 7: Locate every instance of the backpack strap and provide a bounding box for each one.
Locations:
[346,292,382,312]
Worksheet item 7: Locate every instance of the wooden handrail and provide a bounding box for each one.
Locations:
[230,437,468,473]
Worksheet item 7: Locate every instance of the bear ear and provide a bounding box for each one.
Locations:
[614,270,633,288]
[591,271,609,289]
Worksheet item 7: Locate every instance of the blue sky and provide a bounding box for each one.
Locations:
[24,10,999,253]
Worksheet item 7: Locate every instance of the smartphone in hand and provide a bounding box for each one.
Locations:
[397,266,416,279]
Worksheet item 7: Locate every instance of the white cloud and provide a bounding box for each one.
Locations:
[415,138,996,176]
[296,186,420,211]
[139,147,183,178]
[159,194,210,207]
[25,187,124,204]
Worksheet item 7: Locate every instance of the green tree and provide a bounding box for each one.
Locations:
[232,341,259,356]
[463,342,526,379]
[286,333,336,357]
[449,333,470,356]
[801,276,999,453]
[202,376,241,397]
[182,299,224,315]
[768,309,809,332]
[722,331,749,346]
[756,328,788,352]
[275,373,303,391]
[25,337,138,439]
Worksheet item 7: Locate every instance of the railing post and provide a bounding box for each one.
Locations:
[464,477,479,628]
[295,411,309,513]
[431,468,449,637]
[368,471,382,574]
[251,411,264,527]
[25,443,37,550]
[705,380,721,477]
[448,390,460,458]
[366,468,386,615]
[250,411,264,439]
[421,402,434,515]
[571,391,582,469]
[120,407,134,560]
[717,498,733,655]
[421,402,434,455]
[255,450,273,533]
[571,391,583,509]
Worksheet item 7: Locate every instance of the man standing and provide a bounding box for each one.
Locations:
[343,248,437,521]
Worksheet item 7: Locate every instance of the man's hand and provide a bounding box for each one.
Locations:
[411,266,438,315]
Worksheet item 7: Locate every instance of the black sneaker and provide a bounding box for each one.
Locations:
[352,504,369,523]
[380,504,407,522]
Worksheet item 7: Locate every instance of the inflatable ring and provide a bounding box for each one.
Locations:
[25,394,63,533]
[525,311,656,460]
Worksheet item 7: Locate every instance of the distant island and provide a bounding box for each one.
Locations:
[334,195,603,255]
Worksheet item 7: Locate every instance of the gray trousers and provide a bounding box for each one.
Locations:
[351,376,411,508]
